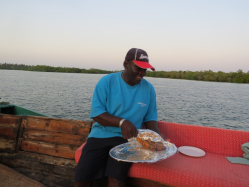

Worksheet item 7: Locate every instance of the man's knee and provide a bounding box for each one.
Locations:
[108,177,126,187]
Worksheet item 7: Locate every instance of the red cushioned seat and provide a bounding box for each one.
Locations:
[75,142,85,163]
[158,121,248,157]
[75,122,249,187]
[128,152,249,187]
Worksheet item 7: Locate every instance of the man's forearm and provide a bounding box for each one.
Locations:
[144,121,168,140]
[93,112,138,139]
[144,121,161,134]
[92,112,122,127]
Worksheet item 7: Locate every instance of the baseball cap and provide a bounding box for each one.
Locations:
[125,48,155,71]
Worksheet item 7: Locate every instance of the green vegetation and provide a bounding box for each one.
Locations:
[146,69,249,83]
[0,63,114,74]
[1,63,249,83]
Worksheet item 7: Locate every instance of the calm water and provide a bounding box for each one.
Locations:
[1,70,249,131]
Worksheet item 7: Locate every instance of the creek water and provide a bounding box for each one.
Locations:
[1,70,248,131]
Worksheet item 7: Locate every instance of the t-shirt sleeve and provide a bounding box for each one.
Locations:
[90,76,108,118]
[143,85,158,122]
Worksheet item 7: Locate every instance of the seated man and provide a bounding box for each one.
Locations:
[74,48,164,187]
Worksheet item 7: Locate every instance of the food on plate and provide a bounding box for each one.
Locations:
[137,131,166,151]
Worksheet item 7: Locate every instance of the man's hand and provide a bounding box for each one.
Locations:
[144,121,170,141]
[160,134,170,142]
[120,120,138,139]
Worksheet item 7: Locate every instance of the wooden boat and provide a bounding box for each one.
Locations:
[0,102,49,117]
[0,103,249,187]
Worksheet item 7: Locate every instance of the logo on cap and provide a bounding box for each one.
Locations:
[139,54,149,60]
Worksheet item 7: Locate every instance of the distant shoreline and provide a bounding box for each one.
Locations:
[1,63,248,84]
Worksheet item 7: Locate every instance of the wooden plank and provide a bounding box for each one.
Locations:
[0,138,16,151]
[23,129,86,146]
[0,126,18,139]
[21,140,79,159]
[24,116,91,136]
[0,114,21,152]
[0,114,21,129]
[0,151,76,177]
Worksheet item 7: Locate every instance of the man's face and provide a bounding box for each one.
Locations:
[124,60,147,86]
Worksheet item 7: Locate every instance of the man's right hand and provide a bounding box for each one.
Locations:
[120,120,138,139]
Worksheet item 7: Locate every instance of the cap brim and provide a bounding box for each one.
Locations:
[133,60,155,71]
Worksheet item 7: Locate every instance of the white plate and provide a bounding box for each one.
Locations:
[178,146,205,157]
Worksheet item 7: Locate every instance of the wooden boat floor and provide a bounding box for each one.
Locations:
[0,151,77,187]
[0,163,45,187]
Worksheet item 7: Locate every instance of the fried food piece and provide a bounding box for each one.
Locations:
[137,132,166,151]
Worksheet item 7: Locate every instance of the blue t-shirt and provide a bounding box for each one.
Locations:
[89,71,157,138]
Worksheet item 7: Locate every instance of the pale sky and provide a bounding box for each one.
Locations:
[1,0,249,72]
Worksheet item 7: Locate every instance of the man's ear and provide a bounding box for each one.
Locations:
[123,60,128,69]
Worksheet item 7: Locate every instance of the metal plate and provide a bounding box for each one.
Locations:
[109,140,177,163]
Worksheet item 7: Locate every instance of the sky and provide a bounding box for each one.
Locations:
[1,0,249,72]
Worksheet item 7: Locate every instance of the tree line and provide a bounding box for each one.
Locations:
[146,69,249,83]
[1,63,249,83]
[0,63,114,74]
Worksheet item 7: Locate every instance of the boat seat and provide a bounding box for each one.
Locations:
[75,121,249,187]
